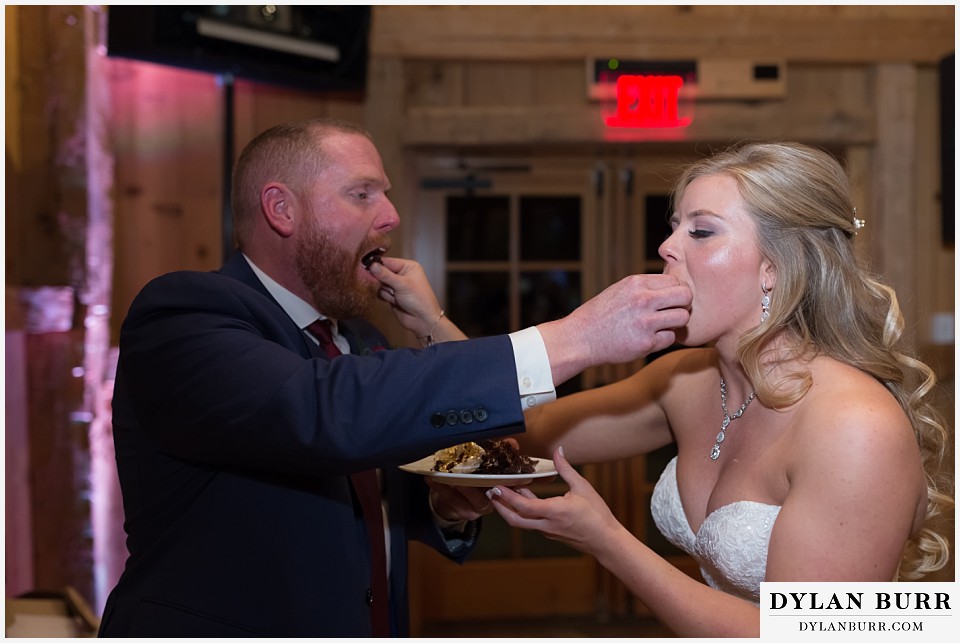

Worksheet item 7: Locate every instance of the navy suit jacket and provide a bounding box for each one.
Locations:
[99,254,525,637]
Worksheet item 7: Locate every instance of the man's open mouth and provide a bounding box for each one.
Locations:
[361,247,386,270]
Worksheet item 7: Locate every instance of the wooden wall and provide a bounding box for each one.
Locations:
[5,2,954,617]
[369,5,952,63]
[108,63,364,346]
[6,5,99,604]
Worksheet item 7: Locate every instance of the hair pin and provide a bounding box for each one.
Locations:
[852,207,865,233]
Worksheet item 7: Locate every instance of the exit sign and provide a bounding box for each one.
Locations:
[604,75,692,128]
[590,59,697,129]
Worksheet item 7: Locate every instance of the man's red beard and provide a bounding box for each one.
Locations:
[295,216,383,320]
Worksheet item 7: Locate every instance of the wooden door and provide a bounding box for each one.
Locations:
[408,155,602,627]
[405,148,705,630]
[604,152,711,616]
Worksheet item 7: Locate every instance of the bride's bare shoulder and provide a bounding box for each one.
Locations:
[791,358,920,480]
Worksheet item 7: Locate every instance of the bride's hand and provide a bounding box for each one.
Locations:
[485,446,625,556]
[372,257,468,344]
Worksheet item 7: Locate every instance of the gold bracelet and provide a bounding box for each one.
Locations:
[420,309,445,347]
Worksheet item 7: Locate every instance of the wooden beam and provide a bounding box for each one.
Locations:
[364,56,421,349]
[5,323,34,598]
[871,64,919,340]
[25,329,90,598]
[401,99,874,147]
[371,5,953,65]
[8,5,116,609]
[14,5,88,287]
[81,6,126,614]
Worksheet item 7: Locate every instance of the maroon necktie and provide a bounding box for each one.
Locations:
[305,319,391,636]
[306,318,343,360]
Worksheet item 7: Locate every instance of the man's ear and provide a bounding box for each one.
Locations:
[261,184,296,237]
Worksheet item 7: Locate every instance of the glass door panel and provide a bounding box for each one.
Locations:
[519,195,582,261]
[446,196,510,262]
[410,156,599,627]
[408,149,703,631]
[445,271,510,337]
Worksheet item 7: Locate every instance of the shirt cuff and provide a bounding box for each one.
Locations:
[508,326,557,409]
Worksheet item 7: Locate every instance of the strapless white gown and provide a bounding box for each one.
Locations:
[650,456,781,604]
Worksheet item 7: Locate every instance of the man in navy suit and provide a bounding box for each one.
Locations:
[98,118,691,637]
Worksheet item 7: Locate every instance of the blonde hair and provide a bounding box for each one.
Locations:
[672,141,952,579]
[230,118,372,248]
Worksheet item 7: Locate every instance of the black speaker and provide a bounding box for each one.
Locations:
[106,6,370,96]
[940,53,953,246]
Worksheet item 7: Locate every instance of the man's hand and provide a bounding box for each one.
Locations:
[427,478,496,523]
[537,273,691,386]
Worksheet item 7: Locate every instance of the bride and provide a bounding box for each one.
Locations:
[485,141,953,637]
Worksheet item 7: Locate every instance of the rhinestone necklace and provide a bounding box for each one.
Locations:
[710,377,757,461]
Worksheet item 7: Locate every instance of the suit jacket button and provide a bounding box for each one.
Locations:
[431,412,445,428]
[459,409,474,424]
[474,407,488,422]
[366,588,374,605]
[445,410,459,426]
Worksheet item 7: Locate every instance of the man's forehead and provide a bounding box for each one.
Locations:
[322,132,380,164]
[322,132,380,159]
[322,130,374,151]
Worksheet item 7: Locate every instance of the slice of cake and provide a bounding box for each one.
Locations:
[433,439,537,475]
[433,441,486,473]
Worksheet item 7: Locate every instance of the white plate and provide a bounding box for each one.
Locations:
[399,455,557,487]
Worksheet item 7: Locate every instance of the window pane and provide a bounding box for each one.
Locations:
[519,270,581,328]
[644,194,672,262]
[446,271,510,337]
[521,270,583,395]
[519,196,581,261]
[446,196,509,261]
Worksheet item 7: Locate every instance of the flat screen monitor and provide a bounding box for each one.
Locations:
[106,5,370,96]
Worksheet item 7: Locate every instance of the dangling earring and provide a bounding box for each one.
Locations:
[760,283,771,324]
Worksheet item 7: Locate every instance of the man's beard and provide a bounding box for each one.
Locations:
[295,216,381,320]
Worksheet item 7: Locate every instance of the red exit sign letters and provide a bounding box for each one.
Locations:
[604,75,692,129]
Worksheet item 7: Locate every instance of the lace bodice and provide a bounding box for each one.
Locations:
[650,456,781,604]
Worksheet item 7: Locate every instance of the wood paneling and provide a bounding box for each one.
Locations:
[5,6,105,607]
[5,325,33,598]
[371,5,953,64]
[108,61,366,343]
[400,64,877,147]
[365,56,421,348]
[25,330,90,598]
[7,5,88,288]
[108,59,224,342]
[413,547,597,621]
[232,79,364,151]
[871,65,920,338]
